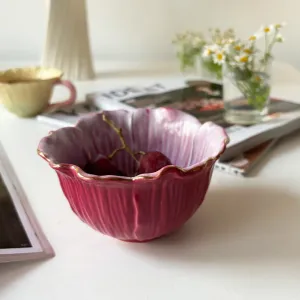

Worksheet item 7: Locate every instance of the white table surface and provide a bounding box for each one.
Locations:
[1,62,300,300]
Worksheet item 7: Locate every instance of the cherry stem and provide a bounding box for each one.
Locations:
[102,114,139,163]
[135,151,146,156]
[108,148,123,160]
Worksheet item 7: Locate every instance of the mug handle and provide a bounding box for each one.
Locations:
[44,79,77,113]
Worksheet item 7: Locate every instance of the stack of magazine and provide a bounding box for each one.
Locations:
[37,79,300,176]
[0,142,54,263]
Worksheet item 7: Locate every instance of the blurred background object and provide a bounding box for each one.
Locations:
[41,0,95,80]
[0,0,297,71]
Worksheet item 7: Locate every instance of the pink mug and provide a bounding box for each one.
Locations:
[0,67,77,118]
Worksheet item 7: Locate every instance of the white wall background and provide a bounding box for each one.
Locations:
[0,0,299,68]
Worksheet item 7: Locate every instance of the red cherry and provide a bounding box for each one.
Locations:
[101,114,171,177]
[137,151,172,174]
[84,154,124,176]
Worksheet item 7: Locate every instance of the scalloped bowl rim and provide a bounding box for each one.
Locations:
[37,109,229,182]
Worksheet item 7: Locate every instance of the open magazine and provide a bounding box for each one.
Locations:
[36,79,300,174]
[0,142,54,263]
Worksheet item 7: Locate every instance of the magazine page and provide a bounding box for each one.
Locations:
[36,99,101,128]
[0,142,54,263]
[37,81,187,127]
[37,80,224,127]
[119,80,224,124]
[86,81,187,104]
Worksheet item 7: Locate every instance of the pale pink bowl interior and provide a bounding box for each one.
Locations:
[39,108,228,178]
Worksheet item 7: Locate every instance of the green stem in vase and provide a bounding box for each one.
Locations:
[230,72,270,111]
[201,59,223,79]
[247,84,270,110]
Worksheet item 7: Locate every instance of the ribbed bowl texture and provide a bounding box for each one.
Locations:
[37,108,228,242]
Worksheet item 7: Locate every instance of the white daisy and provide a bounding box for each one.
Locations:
[243,47,254,55]
[233,42,244,52]
[202,46,212,58]
[238,54,252,62]
[234,54,252,69]
[261,24,275,35]
[202,48,213,58]
[248,32,263,42]
[213,50,226,65]
[202,45,218,58]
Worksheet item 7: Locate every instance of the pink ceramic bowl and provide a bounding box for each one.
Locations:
[37,108,228,242]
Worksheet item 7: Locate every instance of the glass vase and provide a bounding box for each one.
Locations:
[223,59,272,125]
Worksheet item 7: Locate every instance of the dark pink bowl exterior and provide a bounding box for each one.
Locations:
[38,108,228,242]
